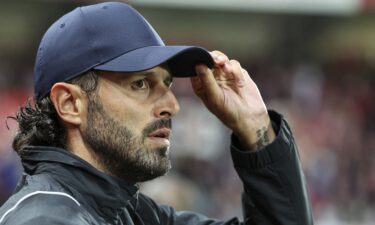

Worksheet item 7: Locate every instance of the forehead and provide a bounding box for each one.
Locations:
[137,65,171,78]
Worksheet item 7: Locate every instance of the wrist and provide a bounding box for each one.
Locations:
[233,113,276,152]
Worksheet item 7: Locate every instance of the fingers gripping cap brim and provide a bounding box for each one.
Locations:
[94,46,214,76]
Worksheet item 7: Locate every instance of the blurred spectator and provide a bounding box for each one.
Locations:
[0,90,26,205]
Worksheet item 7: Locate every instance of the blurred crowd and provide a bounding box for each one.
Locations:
[1,54,374,224]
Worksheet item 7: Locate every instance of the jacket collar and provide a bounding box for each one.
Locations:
[21,146,139,218]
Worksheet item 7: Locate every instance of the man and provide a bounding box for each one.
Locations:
[0,2,313,225]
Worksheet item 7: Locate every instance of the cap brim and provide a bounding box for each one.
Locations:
[94,46,214,77]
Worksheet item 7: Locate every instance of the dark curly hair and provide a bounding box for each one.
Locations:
[11,71,99,155]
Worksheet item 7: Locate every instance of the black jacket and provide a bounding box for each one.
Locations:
[0,111,313,225]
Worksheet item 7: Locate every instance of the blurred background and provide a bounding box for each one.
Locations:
[1,0,375,224]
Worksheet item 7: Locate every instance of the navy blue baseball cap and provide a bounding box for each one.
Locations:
[34,2,214,100]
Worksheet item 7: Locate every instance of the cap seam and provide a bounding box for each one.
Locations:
[78,7,102,64]
[128,5,165,46]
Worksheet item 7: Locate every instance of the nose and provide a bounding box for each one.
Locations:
[154,90,180,119]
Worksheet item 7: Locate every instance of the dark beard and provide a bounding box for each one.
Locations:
[82,94,172,183]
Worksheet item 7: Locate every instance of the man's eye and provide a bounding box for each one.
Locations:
[131,79,148,90]
[165,77,173,88]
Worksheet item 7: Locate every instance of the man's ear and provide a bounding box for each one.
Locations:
[50,83,86,126]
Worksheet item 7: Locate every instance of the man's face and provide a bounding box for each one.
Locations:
[82,66,180,183]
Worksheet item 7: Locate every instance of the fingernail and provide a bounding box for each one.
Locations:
[216,55,225,61]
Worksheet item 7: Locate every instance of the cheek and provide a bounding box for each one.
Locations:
[104,100,152,135]
[98,82,155,135]
[122,109,149,135]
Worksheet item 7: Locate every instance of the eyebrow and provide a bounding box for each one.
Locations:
[138,71,154,76]
[138,70,173,86]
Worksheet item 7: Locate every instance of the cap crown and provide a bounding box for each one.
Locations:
[34,2,164,99]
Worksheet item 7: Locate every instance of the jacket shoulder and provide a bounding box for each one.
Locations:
[0,190,91,225]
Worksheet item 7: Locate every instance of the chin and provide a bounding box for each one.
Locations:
[157,146,170,157]
[113,152,172,183]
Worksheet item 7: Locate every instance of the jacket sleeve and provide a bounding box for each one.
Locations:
[155,110,313,225]
[230,110,313,225]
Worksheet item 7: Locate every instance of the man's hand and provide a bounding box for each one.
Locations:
[191,51,276,151]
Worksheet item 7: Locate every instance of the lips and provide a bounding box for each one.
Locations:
[148,128,171,139]
[147,128,171,147]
